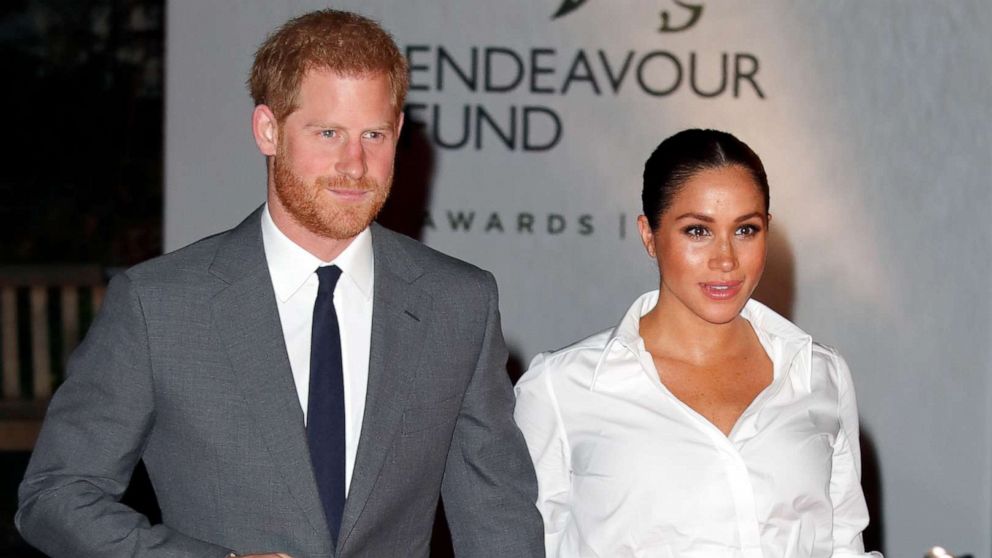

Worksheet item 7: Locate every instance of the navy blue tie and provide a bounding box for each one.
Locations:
[308,265,346,544]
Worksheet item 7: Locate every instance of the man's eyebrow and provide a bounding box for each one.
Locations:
[303,121,396,130]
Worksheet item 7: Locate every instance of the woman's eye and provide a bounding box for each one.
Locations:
[683,225,709,238]
[736,224,762,236]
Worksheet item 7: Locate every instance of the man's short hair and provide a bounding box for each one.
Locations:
[248,9,408,121]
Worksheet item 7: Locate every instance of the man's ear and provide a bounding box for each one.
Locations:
[395,110,405,139]
[252,104,279,156]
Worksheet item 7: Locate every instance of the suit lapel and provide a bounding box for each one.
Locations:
[208,208,332,551]
[337,225,431,551]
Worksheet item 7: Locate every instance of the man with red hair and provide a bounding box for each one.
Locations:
[18,10,543,558]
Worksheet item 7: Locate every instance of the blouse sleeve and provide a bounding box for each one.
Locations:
[828,349,884,557]
[513,353,572,557]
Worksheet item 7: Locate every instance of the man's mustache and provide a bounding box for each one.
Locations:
[315,176,380,191]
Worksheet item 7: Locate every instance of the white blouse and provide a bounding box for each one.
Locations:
[514,292,881,558]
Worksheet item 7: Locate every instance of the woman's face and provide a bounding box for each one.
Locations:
[638,164,769,325]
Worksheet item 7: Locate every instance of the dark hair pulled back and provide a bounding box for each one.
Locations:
[642,129,769,230]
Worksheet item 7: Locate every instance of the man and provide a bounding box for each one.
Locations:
[17,10,543,558]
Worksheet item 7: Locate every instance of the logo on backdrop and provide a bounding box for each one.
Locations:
[552,0,704,33]
[403,0,765,239]
[403,0,763,156]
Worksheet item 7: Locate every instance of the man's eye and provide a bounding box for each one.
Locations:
[363,131,385,141]
[320,130,337,138]
[683,225,709,238]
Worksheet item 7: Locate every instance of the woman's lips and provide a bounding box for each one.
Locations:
[699,281,744,300]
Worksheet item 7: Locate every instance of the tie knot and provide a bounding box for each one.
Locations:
[316,265,342,294]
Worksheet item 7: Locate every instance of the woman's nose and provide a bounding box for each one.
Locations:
[708,240,738,272]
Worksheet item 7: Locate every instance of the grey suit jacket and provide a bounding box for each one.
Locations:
[17,208,544,558]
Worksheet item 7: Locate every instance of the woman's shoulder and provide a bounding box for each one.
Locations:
[743,300,855,392]
[810,341,851,374]
[811,340,841,361]
[527,290,659,374]
[517,327,615,388]
[807,340,859,402]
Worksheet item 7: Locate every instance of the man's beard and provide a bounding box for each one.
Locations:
[271,154,391,240]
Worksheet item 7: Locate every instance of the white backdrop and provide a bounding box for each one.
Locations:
[165,1,992,556]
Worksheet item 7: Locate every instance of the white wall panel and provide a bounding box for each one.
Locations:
[166,1,992,555]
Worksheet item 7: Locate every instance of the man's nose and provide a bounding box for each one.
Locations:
[335,139,367,180]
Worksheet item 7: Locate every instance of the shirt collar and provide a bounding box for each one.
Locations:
[595,291,812,386]
[588,291,658,389]
[740,298,813,388]
[607,291,811,347]
[610,290,660,351]
[739,298,811,350]
[261,204,374,302]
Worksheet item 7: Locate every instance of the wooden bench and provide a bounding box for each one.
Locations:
[0,266,107,450]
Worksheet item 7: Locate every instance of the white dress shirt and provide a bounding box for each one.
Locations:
[261,206,373,495]
[514,291,881,558]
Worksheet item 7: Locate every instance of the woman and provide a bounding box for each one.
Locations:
[514,129,880,558]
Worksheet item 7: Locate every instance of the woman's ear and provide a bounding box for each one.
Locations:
[637,215,657,258]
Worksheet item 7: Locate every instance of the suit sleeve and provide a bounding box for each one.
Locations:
[439,271,545,557]
[16,273,232,558]
[827,350,884,558]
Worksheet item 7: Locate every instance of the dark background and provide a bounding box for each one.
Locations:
[1,1,163,555]
[0,0,163,268]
